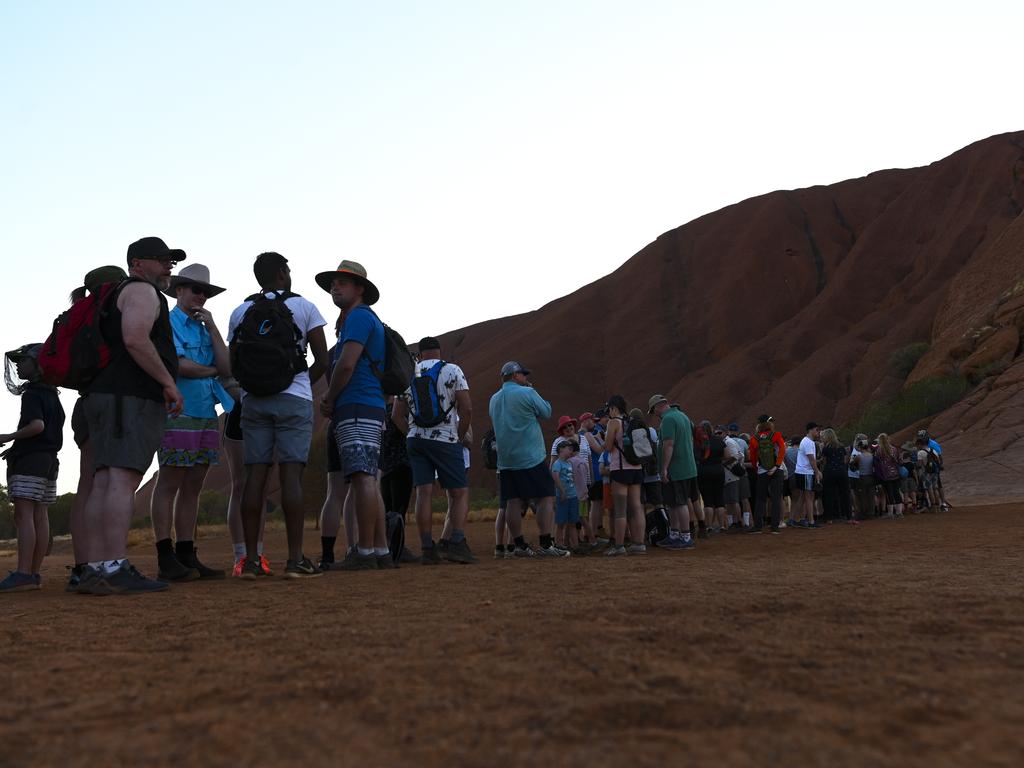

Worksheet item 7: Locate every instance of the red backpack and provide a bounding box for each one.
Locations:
[39,280,126,390]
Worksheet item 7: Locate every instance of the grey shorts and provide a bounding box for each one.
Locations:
[85,393,167,475]
[723,481,740,505]
[241,393,314,465]
[738,472,751,500]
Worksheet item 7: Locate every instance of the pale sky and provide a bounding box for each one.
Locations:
[1,1,1021,493]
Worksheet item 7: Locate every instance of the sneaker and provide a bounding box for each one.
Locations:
[537,544,571,558]
[234,556,266,580]
[778,521,787,529]
[677,537,696,549]
[66,565,83,593]
[493,546,506,559]
[551,542,571,555]
[420,546,443,566]
[103,562,170,594]
[437,539,450,556]
[180,548,225,579]
[259,554,273,576]
[770,529,782,535]
[376,554,398,570]
[231,559,244,578]
[444,539,478,565]
[604,545,627,557]
[284,557,324,579]
[75,565,107,594]
[157,552,200,582]
[571,546,591,556]
[338,550,378,571]
[697,527,710,539]
[627,543,647,554]
[595,537,611,546]
[745,527,763,535]
[0,570,37,593]
[316,557,336,571]
[400,547,419,564]
[512,545,536,558]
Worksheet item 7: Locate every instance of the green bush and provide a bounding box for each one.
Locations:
[846,375,969,438]
[889,342,930,379]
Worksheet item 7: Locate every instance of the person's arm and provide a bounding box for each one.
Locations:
[773,433,786,470]
[0,420,44,445]
[120,283,182,415]
[529,389,552,420]
[661,437,675,482]
[194,308,231,377]
[392,397,410,436]
[177,358,218,379]
[320,339,363,417]
[551,464,566,498]
[306,325,329,385]
[584,431,603,452]
[807,446,820,477]
[454,389,471,442]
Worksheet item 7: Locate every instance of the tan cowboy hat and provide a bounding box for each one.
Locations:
[315,260,380,305]
[164,263,226,298]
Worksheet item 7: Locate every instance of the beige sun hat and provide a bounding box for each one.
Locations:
[164,263,226,298]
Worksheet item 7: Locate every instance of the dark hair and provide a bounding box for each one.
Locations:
[69,286,88,303]
[253,252,288,288]
[606,394,627,415]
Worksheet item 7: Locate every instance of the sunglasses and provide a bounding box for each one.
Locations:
[188,284,210,297]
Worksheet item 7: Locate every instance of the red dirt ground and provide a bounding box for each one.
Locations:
[2,505,1023,768]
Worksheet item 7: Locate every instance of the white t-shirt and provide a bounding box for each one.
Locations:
[795,436,817,475]
[227,292,327,402]
[848,448,861,479]
[401,359,469,444]
[724,436,744,484]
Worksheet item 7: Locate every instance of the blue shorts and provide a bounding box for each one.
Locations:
[407,437,468,489]
[795,473,814,492]
[555,497,580,525]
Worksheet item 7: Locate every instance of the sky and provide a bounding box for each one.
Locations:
[1,0,1021,493]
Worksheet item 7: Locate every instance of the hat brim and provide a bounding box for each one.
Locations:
[315,270,380,305]
[164,277,226,299]
[648,398,668,413]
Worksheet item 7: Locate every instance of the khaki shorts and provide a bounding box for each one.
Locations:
[86,393,167,474]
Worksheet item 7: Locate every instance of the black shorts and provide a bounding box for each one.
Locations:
[662,479,689,507]
[223,402,243,442]
[326,417,341,473]
[609,469,643,486]
[587,481,603,501]
[499,462,556,506]
[686,477,700,503]
[698,470,725,508]
[641,480,664,506]
[71,397,89,448]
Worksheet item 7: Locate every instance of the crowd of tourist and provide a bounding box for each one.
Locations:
[0,237,952,593]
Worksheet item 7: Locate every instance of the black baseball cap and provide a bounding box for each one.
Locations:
[126,236,186,268]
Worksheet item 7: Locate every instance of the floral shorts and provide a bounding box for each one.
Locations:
[158,416,220,467]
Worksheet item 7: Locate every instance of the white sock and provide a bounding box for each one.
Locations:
[357,547,374,556]
[233,543,246,562]
[683,532,692,542]
[102,559,123,575]
[374,547,389,557]
[257,542,264,555]
[742,512,751,526]
[727,515,734,525]
[88,561,103,570]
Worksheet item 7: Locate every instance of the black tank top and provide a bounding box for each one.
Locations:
[88,278,179,402]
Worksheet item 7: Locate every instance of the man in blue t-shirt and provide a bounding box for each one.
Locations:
[317,260,389,571]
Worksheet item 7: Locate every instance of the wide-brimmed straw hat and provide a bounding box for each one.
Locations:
[164,263,226,298]
[315,260,380,306]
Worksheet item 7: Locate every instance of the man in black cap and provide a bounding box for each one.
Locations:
[792,421,822,529]
[392,336,475,564]
[77,237,186,595]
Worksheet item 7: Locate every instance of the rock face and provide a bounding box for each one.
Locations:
[138,131,1024,512]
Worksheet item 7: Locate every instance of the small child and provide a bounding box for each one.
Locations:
[551,440,579,550]
[568,441,591,549]
[0,344,65,592]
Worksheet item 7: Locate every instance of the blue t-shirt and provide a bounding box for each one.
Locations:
[553,459,577,500]
[333,305,386,409]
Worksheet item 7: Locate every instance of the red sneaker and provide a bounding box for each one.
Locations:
[259,554,273,576]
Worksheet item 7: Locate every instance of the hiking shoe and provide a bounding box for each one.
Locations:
[75,565,107,595]
[104,562,170,594]
[157,552,200,582]
[400,547,419,564]
[66,565,83,593]
[494,546,506,559]
[770,528,782,535]
[437,539,450,556]
[512,545,536,558]
[551,542,571,555]
[376,554,398,569]
[745,527,763,535]
[284,557,324,579]
[677,537,696,549]
[0,571,37,593]
[337,550,377,571]
[778,521,787,529]
[259,554,273,576]
[181,548,225,579]
[234,556,266,580]
[316,557,336,571]
[627,543,647,554]
[420,546,443,566]
[571,545,590,556]
[444,539,478,564]
[697,528,710,539]
[537,544,571,558]
[656,537,682,550]
[595,537,611,546]
[604,545,627,557]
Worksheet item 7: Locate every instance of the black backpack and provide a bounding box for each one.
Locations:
[621,415,655,466]
[230,292,308,396]
[409,360,453,428]
[386,510,405,564]
[645,507,669,545]
[356,307,415,396]
[481,429,499,470]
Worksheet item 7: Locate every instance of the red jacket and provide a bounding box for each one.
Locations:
[748,430,786,469]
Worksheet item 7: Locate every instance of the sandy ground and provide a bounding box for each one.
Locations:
[1,504,1022,768]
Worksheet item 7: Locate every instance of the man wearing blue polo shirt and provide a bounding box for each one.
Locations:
[488,361,568,558]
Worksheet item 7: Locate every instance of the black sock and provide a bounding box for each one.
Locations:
[698,519,707,530]
[175,540,194,561]
[514,536,526,549]
[540,534,553,549]
[156,538,174,557]
[321,536,336,562]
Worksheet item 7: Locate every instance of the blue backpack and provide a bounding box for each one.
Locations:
[409,361,452,428]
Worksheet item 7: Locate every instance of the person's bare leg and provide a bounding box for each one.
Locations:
[504,498,524,539]
[224,438,245,550]
[536,496,554,537]
[241,464,270,560]
[71,442,94,565]
[320,472,345,538]
[612,484,627,545]
[495,506,506,546]
[150,466,185,542]
[32,503,49,574]
[86,467,144,562]
[414,484,433,547]
[14,499,36,574]
[342,484,356,551]
[278,462,305,561]
[374,486,388,550]
[350,473,378,551]
[174,465,209,543]
[629,486,645,546]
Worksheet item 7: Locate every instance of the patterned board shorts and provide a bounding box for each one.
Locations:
[7,453,59,505]
[333,404,386,478]
[158,415,220,467]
